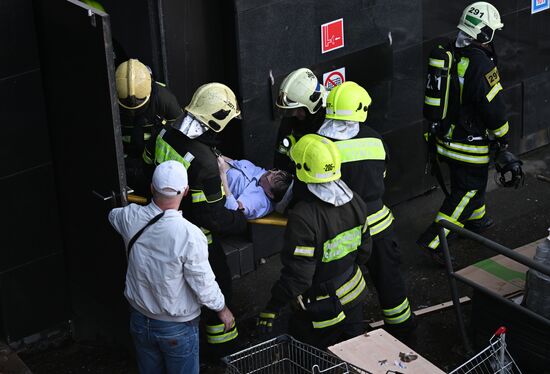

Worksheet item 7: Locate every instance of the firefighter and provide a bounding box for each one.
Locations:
[116,58,182,195]
[317,81,416,340]
[257,134,371,349]
[418,2,523,265]
[274,68,327,173]
[145,83,246,358]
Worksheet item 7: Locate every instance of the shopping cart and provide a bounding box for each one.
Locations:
[222,334,372,374]
[449,327,522,374]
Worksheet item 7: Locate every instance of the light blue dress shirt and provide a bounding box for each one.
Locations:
[224,159,273,219]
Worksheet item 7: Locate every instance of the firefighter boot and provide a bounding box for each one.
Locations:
[464,216,494,233]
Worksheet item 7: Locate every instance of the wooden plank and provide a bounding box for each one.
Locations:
[328,329,444,374]
[369,296,471,329]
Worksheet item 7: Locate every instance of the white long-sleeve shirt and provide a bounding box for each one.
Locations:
[109,201,225,322]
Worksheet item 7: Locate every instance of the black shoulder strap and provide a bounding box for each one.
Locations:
[127,212,165,258]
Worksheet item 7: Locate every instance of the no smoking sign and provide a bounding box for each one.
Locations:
[323,67,346,90]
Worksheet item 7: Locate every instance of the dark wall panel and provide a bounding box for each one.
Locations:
[161,0,230,105]
[0,0,40,79]
[1,165,63,273]
[0,0,67,342]
[33,0,129,344]
[0,71,51,177]
[0,254,68,341]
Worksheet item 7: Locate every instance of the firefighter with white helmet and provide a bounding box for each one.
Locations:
[274,68,327,174]
[418,2,523,265]
[257,134,371,349]
[145,82,245,359]
[116,58,182,195]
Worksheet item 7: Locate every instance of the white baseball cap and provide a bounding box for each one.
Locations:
[152,160,188,196]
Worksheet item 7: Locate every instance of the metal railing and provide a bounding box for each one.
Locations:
[437,220,550,355]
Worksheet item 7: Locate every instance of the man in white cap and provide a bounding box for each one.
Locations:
[108,160,234,374]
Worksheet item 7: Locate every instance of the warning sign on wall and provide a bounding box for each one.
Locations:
[323,67,346,90]
[321,18,344,54]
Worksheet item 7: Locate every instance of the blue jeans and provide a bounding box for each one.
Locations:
[130,308,199,374]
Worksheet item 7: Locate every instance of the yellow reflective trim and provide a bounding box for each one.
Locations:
[429,192,474,249]
[207,328,238,344]
[457,57,470,103]
[428,228,448,249]
[259,312,275,319]
[312,311,346,329]
[206,323,225,334]
[452,191,476,221]
[336,267,362,299]
[424,96,441,106]
[436,144,490,164]
[142,149,153,165]
[340,276,366,305]
[457,57,469,78]
[385,308,412,325]
[155,131,191,169]
[369,213,394,237]
[436,138,489,154]
[192,192,207,203]
[467,205,486,221]
[429,58,445,68]
[486,82,503,103]
[435,212,464,227]
[383,298,410,317]
[322,226,362,263]
[491,121,509,138]
[316,268,365,302]
[336,138,386,163]
[294,246,315,257]
[367,205,390,225]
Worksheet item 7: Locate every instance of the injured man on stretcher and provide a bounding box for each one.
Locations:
[217,156,293,219]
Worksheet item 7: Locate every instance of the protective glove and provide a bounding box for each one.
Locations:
[256,310,278,336]
[495,150,524,189]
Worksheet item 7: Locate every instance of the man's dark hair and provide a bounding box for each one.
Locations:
[270,170,293,203]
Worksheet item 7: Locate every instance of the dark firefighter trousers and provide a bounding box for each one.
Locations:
[289,302,364,350]
[367,229,414,333]
[419,162,489,251]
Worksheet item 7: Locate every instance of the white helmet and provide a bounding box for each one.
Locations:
[185,83,241,132]
[276,68,326,114]
[457,2,503,44]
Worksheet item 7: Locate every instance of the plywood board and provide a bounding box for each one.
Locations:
[328,329,444,374]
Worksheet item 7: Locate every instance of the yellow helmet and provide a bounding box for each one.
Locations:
[457,2,503,44]
[290,134,341,184]
[115,59,152,110]
[276,68,326,114]
[325,81,372,123]
[185,83,241,132]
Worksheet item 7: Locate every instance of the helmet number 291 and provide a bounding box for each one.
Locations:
[468,7,484,17]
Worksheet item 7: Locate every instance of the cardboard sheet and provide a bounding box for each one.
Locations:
[456,239,544,298]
